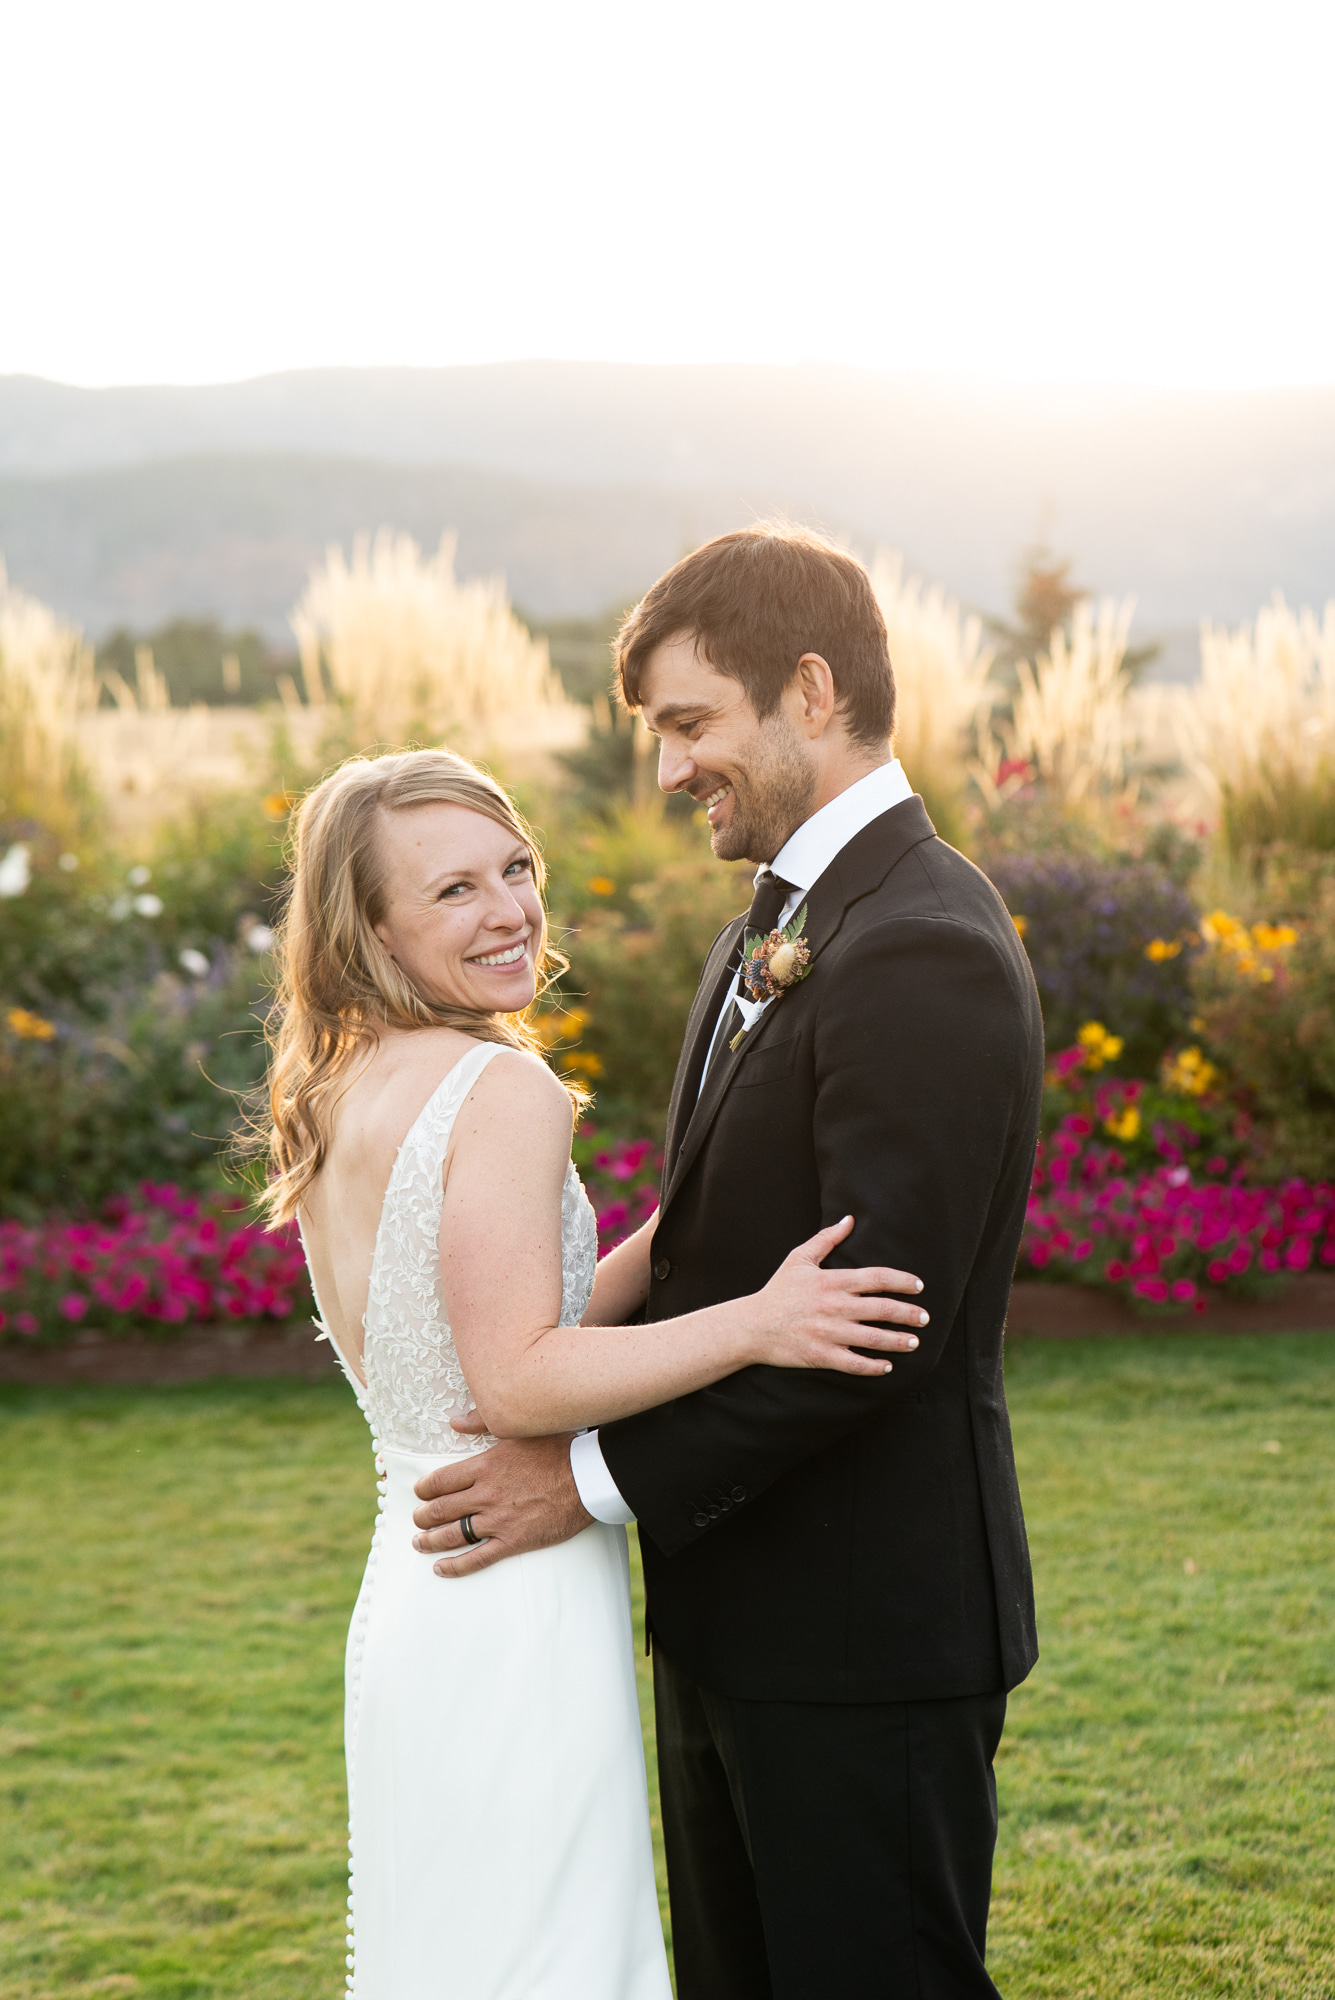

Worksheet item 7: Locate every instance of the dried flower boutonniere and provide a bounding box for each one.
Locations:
[730,903,812,1050]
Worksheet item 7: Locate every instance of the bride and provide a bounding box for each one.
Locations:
[258,748,927,1999]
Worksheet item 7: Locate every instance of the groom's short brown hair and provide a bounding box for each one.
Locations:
[615,521,895,750]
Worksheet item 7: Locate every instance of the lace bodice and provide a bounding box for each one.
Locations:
[310,1041,598,1455]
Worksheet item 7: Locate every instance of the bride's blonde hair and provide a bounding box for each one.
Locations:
[257,748,584,1226]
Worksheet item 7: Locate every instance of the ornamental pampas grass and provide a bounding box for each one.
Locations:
[291,530,571,751]
[976,598,1137,814]
[1177,594,1335,854]
[0,560,99,832]
[869,553,997,840]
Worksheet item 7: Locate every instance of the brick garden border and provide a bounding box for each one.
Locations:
[1006,1273,1335,1339]
[4,1277,1334,1386]
[0,1318,337,1387]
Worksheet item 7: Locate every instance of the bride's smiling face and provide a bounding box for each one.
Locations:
[372,802,544,1014]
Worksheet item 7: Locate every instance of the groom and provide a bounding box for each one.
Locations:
[415,523,1043,1998]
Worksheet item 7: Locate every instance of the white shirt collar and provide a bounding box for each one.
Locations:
[763,758,915,899]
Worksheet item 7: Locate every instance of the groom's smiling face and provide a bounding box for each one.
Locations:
[637,633,818,864]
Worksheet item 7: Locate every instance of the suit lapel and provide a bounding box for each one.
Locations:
[661,796,939,1214]
[661,915,746,1184]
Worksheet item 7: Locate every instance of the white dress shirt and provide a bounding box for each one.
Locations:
[571,757,916,1525]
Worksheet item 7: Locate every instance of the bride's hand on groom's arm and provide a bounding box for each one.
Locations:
[410,1432,593,1578]
[750,1215,927,1375]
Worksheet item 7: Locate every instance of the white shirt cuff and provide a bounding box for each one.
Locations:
[570,1429,636,1525]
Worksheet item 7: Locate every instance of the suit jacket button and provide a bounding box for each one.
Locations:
[706,1504,721,1519]
[653,1257,672,1281]
[692,1511,710,1529]
[729,1486,746,1502]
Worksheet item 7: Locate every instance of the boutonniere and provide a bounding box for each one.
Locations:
[730,903,812,1050]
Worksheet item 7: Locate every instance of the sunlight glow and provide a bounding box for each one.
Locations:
[3,0,1333,390]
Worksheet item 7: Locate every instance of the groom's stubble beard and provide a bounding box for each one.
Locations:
[708,713,818,864]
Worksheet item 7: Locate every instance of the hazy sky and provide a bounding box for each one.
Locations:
[5,0,1332,390]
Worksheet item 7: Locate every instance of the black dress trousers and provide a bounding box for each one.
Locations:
[653,1641,1007,2000]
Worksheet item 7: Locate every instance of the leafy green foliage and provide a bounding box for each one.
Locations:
[987,848,1199,1074]
[0,800,292,1215]
[552,806,750,1126]
[1195,882,1335,1182]
[553,697,695,822]
[0,957,270,1216]
[96,619,296,707]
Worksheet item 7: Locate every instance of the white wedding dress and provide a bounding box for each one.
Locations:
[303,1041,672,2000]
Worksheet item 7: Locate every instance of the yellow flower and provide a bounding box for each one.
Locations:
[529,1006,589,1049]
[1105,1105,1141,1141]
[1077,1021,1124,1070]
[1162,1046,1218,1098]
[1201,909,1247,948]
[1200,911,1298,980]
[586,876,616,896]
[1011,914,1027,938]
[7,1006,56,1041]
[565,1050,604,1077]
[263,791,297,819]
[1145,937,1182,962]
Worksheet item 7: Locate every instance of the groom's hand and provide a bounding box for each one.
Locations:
[411,1427,592,1577]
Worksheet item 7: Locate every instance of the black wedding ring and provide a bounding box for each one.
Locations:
[459,1515,482,1546]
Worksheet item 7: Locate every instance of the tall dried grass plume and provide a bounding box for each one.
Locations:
[291,530,571,751]
[976,598,1138,815]
[0,560,99,833]
[1179,593,1335,854]
[869,553,996,840]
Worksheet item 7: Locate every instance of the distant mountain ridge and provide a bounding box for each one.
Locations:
[0,453,745,637]
[0,362,1332,640]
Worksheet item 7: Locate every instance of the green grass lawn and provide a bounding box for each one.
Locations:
[1,1335,1331,1999]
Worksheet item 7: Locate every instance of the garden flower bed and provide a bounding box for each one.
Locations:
[1023,1021,1335,1310]
[1023,1125,1335,1309]
[4,1088,1334,1352]
[0,1182,308,1341]
[0,1138,664,1348]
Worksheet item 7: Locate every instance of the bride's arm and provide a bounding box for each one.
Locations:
[580,1209,657,1327]
[441,1051,926,1439]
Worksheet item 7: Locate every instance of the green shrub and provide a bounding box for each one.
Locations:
[1193,888,1335,1182]
[0,805,287,1216]
[0,952,269,1216]
[985,848,1199,1074]
[554,806,750,1126]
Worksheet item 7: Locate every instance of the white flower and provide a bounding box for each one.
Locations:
[245,923,275,953]
[133,893,164,918]
[179,948,211,979]
[109,893,133,921]
[127,864,152,887]
[0,844,31,898]
[58,852,79,872]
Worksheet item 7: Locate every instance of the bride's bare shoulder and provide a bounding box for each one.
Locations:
[466,1042,573,1124]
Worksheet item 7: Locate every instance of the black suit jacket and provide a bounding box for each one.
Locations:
[598,798,1044,1704]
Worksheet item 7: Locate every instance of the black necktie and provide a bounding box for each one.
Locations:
[700,869,798,1085]
[746,867,796,942]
